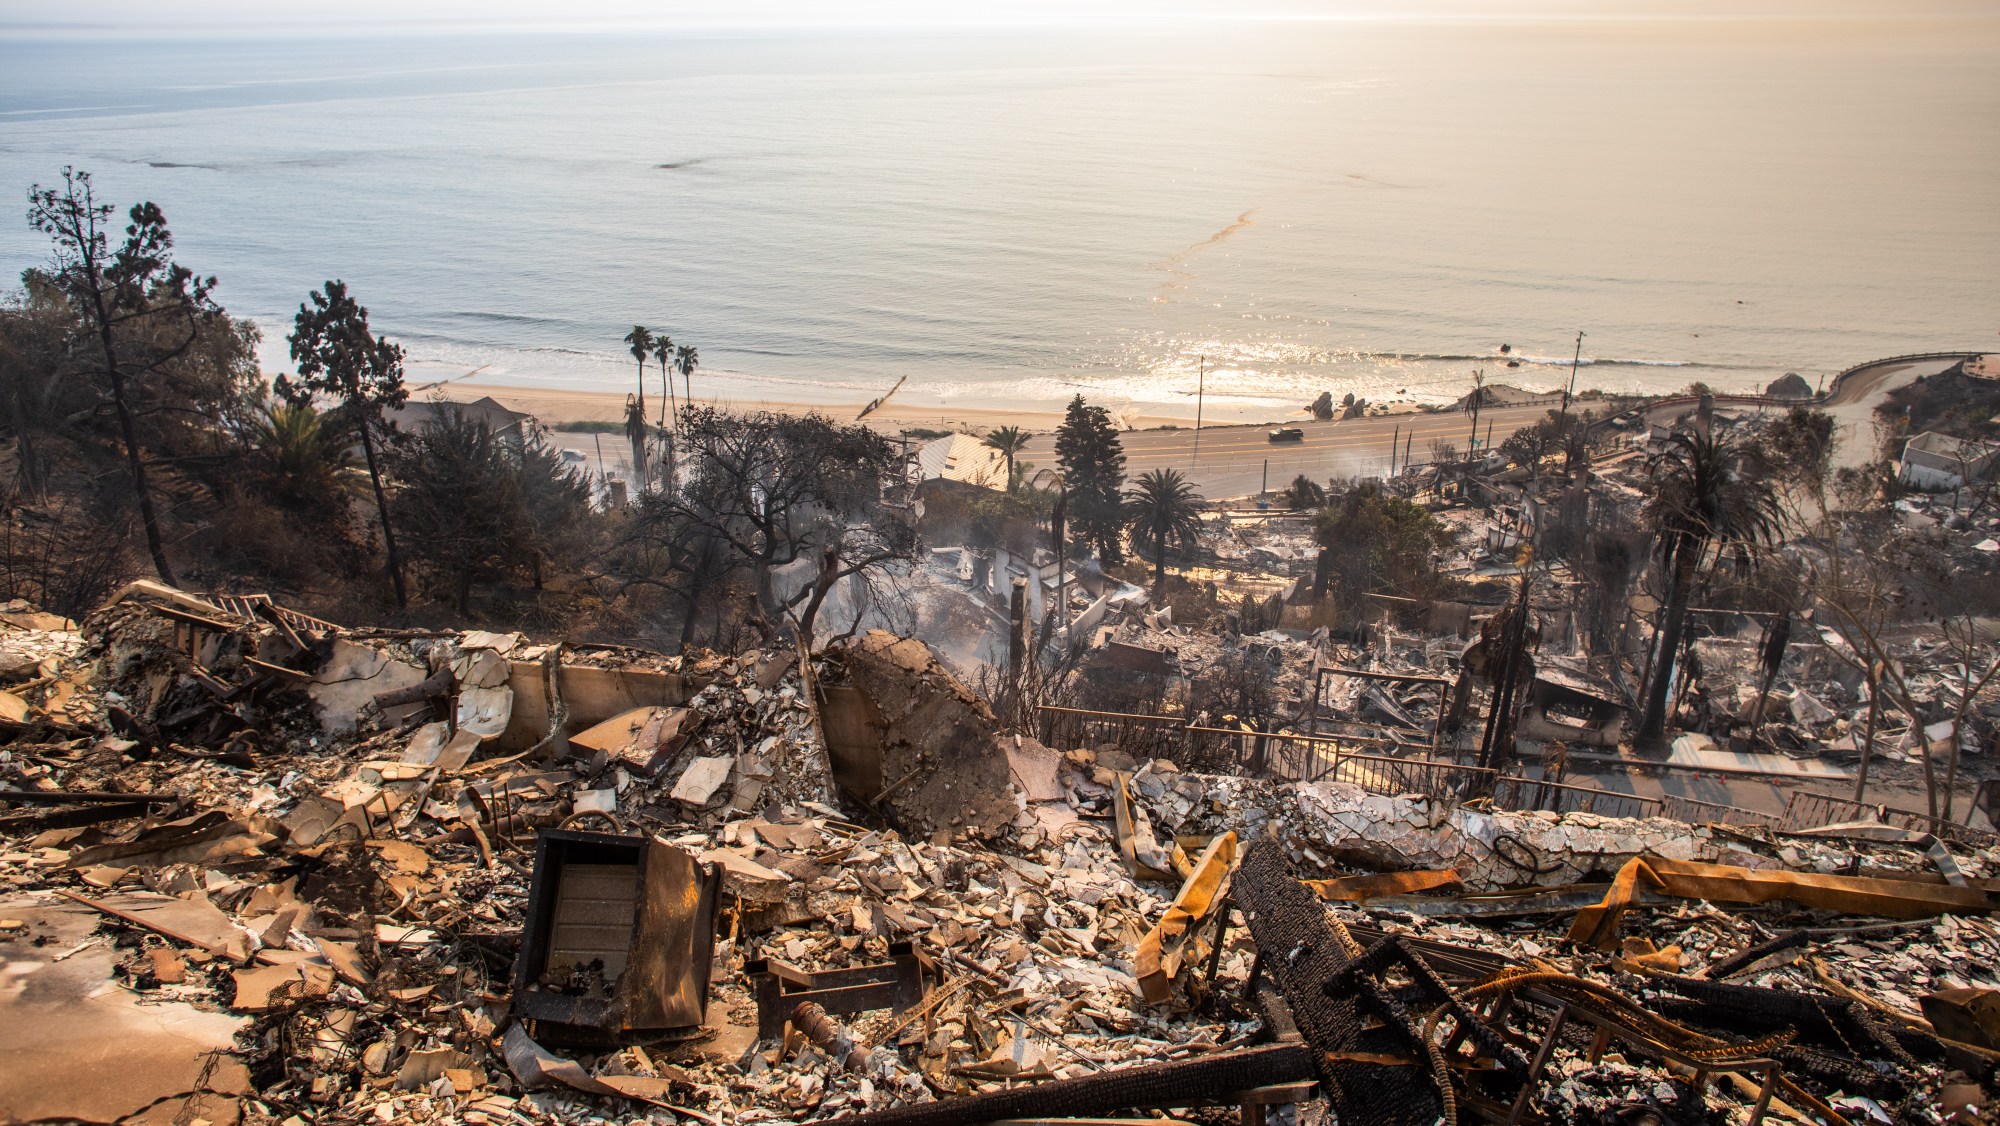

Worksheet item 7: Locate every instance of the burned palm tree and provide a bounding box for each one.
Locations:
[1635,429,1784,743]
[623,325,653,419]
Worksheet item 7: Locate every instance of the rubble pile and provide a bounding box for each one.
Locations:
[3,588,1999,1125]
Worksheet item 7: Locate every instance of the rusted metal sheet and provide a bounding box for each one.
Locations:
[1922,988,2000,1050]
[746,942,923,1040]
[511,829,720,1043]
[1092,641,1175,676]
[499,663,694,751]
[1135,832,1237,1003]
[815,683,888,801]
[1570,854,2000,949]
[1303,869,1464,903]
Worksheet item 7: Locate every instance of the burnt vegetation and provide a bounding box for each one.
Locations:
[0,170,915,648]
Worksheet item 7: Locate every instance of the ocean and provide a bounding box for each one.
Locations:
[1,17,1995,422]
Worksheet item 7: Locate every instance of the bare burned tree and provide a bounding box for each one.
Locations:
[624,408,917,651]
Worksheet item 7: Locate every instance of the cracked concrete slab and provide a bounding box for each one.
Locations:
[0,895,249,1124]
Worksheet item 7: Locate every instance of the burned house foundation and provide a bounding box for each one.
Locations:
[0,574,1997,1126]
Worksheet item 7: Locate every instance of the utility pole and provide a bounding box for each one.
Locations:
[1467,368,1484,453]
[1261,458,1268,497]
[1404,430,1413,472]
[1192,355,1206,467]
[1050,478,1067,647]
[1560,330,1584,418]
[591,432,608,505]
[1389,423,1400,476]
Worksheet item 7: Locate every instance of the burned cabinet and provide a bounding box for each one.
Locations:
[512,829,720,1043]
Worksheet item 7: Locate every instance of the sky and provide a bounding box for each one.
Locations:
[3,0,1987,33]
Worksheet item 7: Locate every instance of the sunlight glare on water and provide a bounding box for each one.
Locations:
[0,15,1995,421]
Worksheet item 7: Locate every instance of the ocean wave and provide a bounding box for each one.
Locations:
[434,310,577,327]
[1509,354,1687,368]
[1341,351,1693,369]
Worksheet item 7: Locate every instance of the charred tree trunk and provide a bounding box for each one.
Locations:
[86,283,175,585]
[1853,661,1882,804]
[796,543,841,653]
[1637,530,1699,744]
[358,419,407,608]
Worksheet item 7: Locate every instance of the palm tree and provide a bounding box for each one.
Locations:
[652,333,676,427]
[1636,429,1784,742]
[1125,467,1205,592]
[983,425,1031,490]
[675,345,699,409]
[250,398,348,512]
[623,325,652,420]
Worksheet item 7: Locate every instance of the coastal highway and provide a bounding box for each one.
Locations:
[1010,404,1555,500]
[548,401,1558,502]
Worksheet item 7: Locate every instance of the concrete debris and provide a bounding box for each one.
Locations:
[3,587,1999,1125]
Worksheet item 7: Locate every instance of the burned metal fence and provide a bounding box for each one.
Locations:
[1488,775,1663,821]
[1779,790,1999,848]
[1661,793,1785,829]
[1034,704,1856,833]
[1037,706,1184,762]
[1313,747,1497,803]
[1039,705,1495,805]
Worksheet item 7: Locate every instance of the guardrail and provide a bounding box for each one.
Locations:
[1820,351,1979,404]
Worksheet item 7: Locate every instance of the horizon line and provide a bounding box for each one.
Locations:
[5,8,1992,37]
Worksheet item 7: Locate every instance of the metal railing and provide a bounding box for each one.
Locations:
[1040,705,1624,815]
[1038,706,1185,762]
[1820,351,1980,403]
[1780,791,1998,848]
[1489,776,1663,821]
[207,592,342,635]
[1039,705,2000,843]
[1034,705,1938,834]
[1660,793,1785,830]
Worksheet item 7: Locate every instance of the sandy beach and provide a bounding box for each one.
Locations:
[435,382,1200,434]
[425,381,1447,436]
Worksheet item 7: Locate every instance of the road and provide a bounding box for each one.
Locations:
[543,403,1559,502]
[1010,405,1556,500]
[1819,354,1970,469]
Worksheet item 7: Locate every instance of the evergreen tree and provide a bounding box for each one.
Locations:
[1311,482,1449,612]
[514,424,594,590]
[1053,395,1126,564]
[283,280,411,607]
[29,168,231,584]
[390,407,526,614]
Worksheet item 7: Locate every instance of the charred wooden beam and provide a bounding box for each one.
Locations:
[813,1042,1314,1126]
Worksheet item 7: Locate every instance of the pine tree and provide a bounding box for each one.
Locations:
[283,280,411,607]
[1053,395,1126,565]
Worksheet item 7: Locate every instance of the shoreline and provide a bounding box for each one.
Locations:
[425,381,1451,434]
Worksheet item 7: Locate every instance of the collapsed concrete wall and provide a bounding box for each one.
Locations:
[1108,767,1909,891]
[820,630,1067,841]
